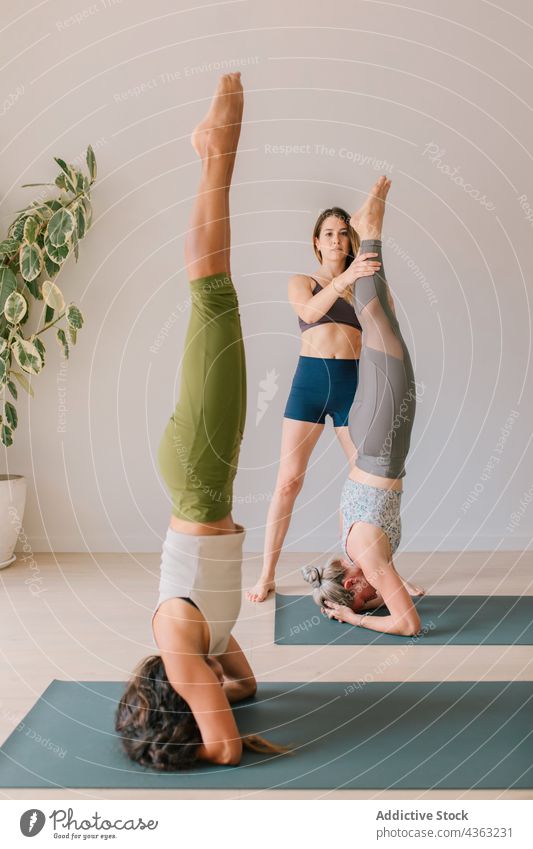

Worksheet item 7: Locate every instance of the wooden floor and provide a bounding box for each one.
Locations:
[1,548,532,800]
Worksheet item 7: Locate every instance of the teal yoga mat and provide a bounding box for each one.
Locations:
[275,594,533,645]
[1,680,532,789]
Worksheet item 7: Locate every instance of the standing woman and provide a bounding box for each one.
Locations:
[247,210,383,602]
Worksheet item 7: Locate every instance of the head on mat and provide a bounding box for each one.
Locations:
[116,655,202,771]
[302,557,378,612]
[116,653,289,771]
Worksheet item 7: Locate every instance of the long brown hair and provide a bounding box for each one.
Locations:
[116,655,290,771]
[312,206,360,303]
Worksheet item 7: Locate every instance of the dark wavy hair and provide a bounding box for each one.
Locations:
[116,654,291,771]
[115,654,201,771]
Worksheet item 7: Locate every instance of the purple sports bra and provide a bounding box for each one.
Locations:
[298,276,362,333]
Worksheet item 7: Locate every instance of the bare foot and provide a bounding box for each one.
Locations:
[350,175,391,240]
[246,577,276,603]
[403,581,426,597]
[191,72,244,162]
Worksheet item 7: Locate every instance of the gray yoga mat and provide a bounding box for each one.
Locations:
[275,594,533,645]
[1,680,532,789]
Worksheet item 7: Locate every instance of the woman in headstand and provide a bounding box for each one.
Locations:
[116,72,285,769]
[247,210,385,602]
[303,176,424,636]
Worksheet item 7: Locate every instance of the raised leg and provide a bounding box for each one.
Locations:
[157,73,246,535]
[186,72,243,279]
[349,175,390,241]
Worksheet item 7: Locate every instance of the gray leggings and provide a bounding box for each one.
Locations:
[348,239,416,479]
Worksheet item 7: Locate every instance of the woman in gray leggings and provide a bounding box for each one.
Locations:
[303,177,424,636]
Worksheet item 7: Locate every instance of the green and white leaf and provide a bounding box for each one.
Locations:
[75,202,86,240]
[0,338,7,356]
[4,401,17,430]
[56,327,69,358]
[7,379,17,400]
[74,169,85,192]
[55,173,68,191]
[12,370,34,398]
[9,216,26,241]
[23,216,41,244]
[67,324,77,345]
[53,157,77,193]
[44,250,61,278]
[44,199,62,213]
[1,424,13,447]
[12,336,43,374]
[4,291,28,324]
[0,238,21,258]
[31,203,53,221]
[20,242,43,281]
[33,336,46,367]
[66,303,83,330]
[0,266,18,312]
[86,145,97,181]
[82,197,93,228]
[47,207,75,247]
[23,276,42,300]
[71,228,79,261]
[44,232,69,265]
[42,280,65,311]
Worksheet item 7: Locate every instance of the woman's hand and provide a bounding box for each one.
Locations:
[332,253,381,293]
[322,601,361,625]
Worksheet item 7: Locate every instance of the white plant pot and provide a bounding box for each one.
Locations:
[0,474,27,569]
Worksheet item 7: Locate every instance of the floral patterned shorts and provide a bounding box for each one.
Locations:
[340,478,402,561]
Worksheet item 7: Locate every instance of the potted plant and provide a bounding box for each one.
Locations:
[0,146,97,568]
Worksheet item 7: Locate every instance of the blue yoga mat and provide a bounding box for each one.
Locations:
[275,594,533,645]
[1,680,532,789]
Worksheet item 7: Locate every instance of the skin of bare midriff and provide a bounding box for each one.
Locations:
[299,322,362,359]
[169,515,244,534]
[348,464,403,492]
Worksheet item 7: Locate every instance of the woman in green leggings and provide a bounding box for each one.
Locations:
[116,73,285,769]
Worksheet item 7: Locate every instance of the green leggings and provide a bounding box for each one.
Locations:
[157,272,246,522]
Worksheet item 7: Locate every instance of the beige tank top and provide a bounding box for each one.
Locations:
[152,524,245,656]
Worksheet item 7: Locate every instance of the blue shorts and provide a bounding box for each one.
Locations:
[284,356,359,427]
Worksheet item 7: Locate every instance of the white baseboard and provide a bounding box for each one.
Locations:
[15,532,533,554]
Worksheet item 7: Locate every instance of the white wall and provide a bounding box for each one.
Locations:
[2,0,532,553]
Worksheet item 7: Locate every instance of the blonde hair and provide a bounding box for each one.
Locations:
[302,556,353,608]
[312,207,360,305]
